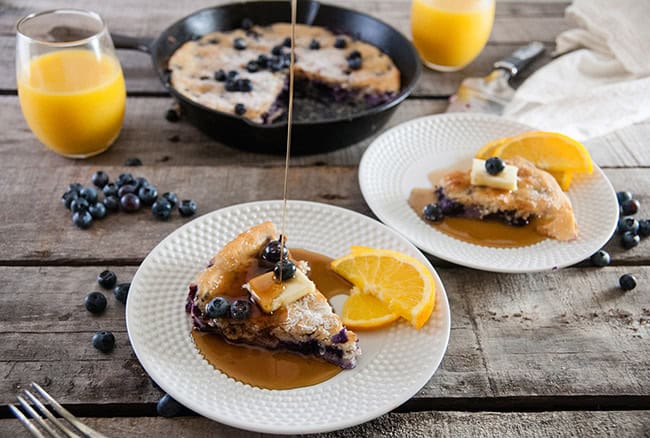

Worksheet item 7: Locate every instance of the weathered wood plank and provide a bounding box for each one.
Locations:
[1,410,648,438]
[0,166,647,264]
[1,265,648,406]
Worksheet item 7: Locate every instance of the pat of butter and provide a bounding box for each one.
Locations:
[470,158,518,191]
[245,268,315,314]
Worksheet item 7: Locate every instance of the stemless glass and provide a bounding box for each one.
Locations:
[16,9,126,158]
[411,0,495,72]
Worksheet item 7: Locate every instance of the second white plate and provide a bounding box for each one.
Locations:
[359,113,619,273]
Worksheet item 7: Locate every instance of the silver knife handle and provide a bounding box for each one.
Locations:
[493,41,545,77]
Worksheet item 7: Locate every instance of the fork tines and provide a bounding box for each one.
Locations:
[9,382,107,438]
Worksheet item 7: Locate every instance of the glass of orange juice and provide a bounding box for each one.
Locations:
[16,9,126,158]
[411,0,495,72]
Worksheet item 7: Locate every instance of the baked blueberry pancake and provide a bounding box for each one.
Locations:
[186,221,361,369]
[168,22,400,124]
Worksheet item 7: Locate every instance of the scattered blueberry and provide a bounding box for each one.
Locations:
[68,183,83,193]
[157,394,185,417]
[165,108,180,122]
[618,216,639,235]
[72,211,93,229]
[282,37,291,47]
[79,187,98,204]
[62,190,79,209]
[214,69,227,81]
[334,37,347,49]
[113,283,130,304]
[272,45,283,56]
[261,240,288,264]
[138,185,158,206]
[225,80,238,92]
[619,274,637,291]
[589,250,610,267]
[274,259,296,281]
[91,171,109,188]
[234,103,247,116]
[622,231,640,249]
[118,184,138,198]
[233,37,247,50]
[161,192,179,208]
[178,200,197,217]
[246,60,259,73]
[616,191,633,205]
[257,54,269,68]
[103,195,120,212]
[120,193,141,212]
[116,173,136,188]
[92,330,115,353]
[135,177,150,190]
[152,199,173,220]
[206,297,230,318]
[97,270,117,289]
[238,78,253,92]
[125,157,142,167]
[639,219,650,237]
[103,183,118,197]
[621,199,640,216]
[70,198,90,213]
[423,203,444,222]
[84,292,107,314]
[485,157,506,176]
[241,17,253,30]
[89,202,107,219]
[309,39,320,50]
[227,70,239,80]
[347,56,362,70]
[230,299,252,320]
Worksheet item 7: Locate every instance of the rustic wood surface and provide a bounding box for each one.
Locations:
[1,0,649,436]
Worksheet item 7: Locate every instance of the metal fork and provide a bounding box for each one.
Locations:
[9,383,108,438]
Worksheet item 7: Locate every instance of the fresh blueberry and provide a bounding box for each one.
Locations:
[117,184,137,198]
[227,70,239,80]
[309,39,320,50]
[125,157,142,167]
[116,173,136,188]
[269,58,284,72]
[157,394,185,417]
[120,193,141,212]
[271,45,283,56]
[113,283,130,304]
[282,37,291,47]
[89,202,107,219]
[237,78,253,92]
[639,219,650,237]
[281,53,292,67]
[618,217,639,235]
[257,54,269,68]
[178,200,197,217]
[138,186,158,206]
[246,60,259,73]
[334,37,347,49]
[622,231,640,249]
[97,270,117,289]
[84,292,107,314]
[103,183,118,197]
[423,203,444,222]
[91,171,109,188]
[67,183,83,193]
[135,177,150,190]
[233,37,247,50]
[619,274,637,291]
[206,297,230,318]
[79,187,98,204]
[616,191,633,205]
[224,80,238,92]
[589,250,610,267]
[485,157,506,175]
[230,299,252,320]
[348,50,361,59]
[274,259,296,281]
[165,108,180,122]
[621,199,640,216]
[92,331,115,353]
[234,103,247,115]
[161,192,179,208]
[70,197,90,213]
[261,240,288,264]
[152,199,173,220]
[72,211,93,229]
[62,190,79,209]
[214,69,227,81]
[241,17,253,30]
[103,195,120,212]
[347,56,362,70]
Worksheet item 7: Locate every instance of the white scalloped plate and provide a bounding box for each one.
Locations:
[126,201,450,434]
[359,113,619,273]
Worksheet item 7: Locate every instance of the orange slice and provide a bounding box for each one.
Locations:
[548,170,573,191]
[341,290,400,330]
[331,248,435,329]
[475,136,512,160]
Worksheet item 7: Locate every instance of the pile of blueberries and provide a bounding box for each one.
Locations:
[84,270,130,353]
[61,170,197,229]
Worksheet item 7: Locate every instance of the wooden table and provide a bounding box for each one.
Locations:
[1,0,649,436]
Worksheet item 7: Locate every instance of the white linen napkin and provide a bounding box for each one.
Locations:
[503,0,650,141]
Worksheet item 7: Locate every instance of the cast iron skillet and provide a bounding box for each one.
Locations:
[112,1,421,155]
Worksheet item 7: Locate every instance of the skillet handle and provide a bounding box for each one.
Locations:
[111,33,153,54]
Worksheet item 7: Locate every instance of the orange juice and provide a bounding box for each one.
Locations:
[411,0,495,71]
[18,49,125,157]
